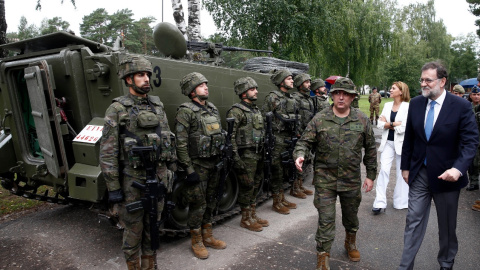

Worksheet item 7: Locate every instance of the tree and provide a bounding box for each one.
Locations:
[39,17,70,35]
[449,33,479,82]
[80,8,111,44]
[171,0,202,41]
[467,0,480,38]
[0,0,7,57]
[35,0,76,10]
[18,16,39,40]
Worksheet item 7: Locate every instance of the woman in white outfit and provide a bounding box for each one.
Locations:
[372,81,410,214]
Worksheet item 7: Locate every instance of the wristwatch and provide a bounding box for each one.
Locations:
[390,122,394,127]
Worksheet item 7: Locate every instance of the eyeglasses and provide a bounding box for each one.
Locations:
[419,78,441,84]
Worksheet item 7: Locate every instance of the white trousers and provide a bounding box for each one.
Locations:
[373,140,409,209]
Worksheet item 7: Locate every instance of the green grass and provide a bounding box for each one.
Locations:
[358,94,393,116]
[0,186,47,216]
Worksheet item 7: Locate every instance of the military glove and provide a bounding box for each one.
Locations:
[185,171,201,185]
[108,189,124,203]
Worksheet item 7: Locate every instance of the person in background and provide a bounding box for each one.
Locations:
[368,87,381,125]
[372,81,410,214]
[451,85,465,97]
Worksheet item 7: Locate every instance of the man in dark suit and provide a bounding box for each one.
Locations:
[398,62,479,270]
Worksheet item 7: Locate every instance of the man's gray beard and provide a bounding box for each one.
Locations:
[422,87,441,99]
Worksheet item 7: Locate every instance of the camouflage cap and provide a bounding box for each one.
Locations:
[234,77,258,95]
[180,72,208,96]
[471,85,480,94]
[293,73,311,88]
[270,69,292,86]
[330,77,357,95]
[452,85,465,94]
[118,55,153,79]
[477,72,480,82]
[311,79,325,90]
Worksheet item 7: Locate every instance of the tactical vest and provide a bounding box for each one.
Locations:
[229,103,264,150]
[178,101,225,158]
[114,95,176,169]
[293,92,314,131]
[269,90,301,133]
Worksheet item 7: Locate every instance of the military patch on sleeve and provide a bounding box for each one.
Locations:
[350,122,364,132]
[176,124,185,132]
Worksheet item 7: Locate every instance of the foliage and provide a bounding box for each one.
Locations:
[17,16,39,40]
[36,0,76,10]
[449,33,479,82]
[40,17,70,35]
[467,0,480,38]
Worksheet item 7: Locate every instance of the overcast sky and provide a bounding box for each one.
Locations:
[4,0,479,39]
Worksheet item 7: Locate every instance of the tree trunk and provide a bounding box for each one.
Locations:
[0,0,7,57]
[171,0,188,40]
[187,0,201,41]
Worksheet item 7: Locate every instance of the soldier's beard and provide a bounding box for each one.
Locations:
[246,92,257,101]
[197,94,209,101]
[131,84,151,94]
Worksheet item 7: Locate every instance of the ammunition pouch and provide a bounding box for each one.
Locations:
[136,110,159,128]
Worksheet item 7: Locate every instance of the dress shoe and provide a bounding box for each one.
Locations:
[439,267,452,270]
[466,184,479,191]
[372,208,385,215]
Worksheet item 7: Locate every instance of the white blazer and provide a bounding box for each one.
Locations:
[377,101,409,155]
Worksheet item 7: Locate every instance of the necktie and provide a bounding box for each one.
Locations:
[425,100,436,141]
[424,100,436,165]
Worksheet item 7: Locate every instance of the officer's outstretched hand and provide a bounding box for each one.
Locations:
[295,157,304,172]
[108,189,124,203]
[186,171,201,185]
[362,178,374,193]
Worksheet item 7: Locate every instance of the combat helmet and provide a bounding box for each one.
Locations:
[311,79,325,91]
[118,55,153,79]
[330,77,357,95]
[180,72,208,96]
[234,77,258,95]
[452,85,465,94]
[294,73,311,88]
[270,69,292,86]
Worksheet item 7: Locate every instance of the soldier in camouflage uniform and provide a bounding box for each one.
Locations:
[473,77,480,210]
[468,86,480,191]
[227,77,269,232]
[291,73,314,199]
[175,72,227,259]
[368,87,381,125]
[311,79,330,114]
[99,55,176,270]
[351,86,360,109]
[451,84,465,97]
[293,77,377,270]
[262,69,299,215]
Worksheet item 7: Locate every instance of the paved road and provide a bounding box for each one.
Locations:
[1,127,479,270]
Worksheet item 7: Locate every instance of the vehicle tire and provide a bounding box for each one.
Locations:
[217,173,239,213]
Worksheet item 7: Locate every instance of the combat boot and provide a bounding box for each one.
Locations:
[344,230,360,262]
[190,228,209,259]
[281,190,297,209]
[140,254,156,270]
[316,252,330,270]
[202,223,227,249]
[472,204,480,212]
[126,257,140,270]
[298,178,313,196]
[272,193,290,215]
[240,207,263,232]
[251,204,269,227]
[290,179,307,199]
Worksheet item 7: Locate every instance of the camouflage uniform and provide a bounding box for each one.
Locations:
[311,79,330,114]
[468,89,480,191]
[293,78,377,255]
[99,93,174,262]
[262,69,299,214]
[368,90,381,123]
[228,77,268,231]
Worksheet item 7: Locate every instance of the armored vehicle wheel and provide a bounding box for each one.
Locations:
[217,173,239,213]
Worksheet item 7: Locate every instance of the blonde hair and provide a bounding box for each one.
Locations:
[393,81,410,102]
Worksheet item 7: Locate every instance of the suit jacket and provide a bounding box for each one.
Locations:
[377,101,409,155]
[401,92,479,193]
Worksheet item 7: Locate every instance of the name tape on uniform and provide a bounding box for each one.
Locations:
[73,125,103,144]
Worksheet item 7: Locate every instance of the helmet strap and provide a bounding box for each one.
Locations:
[126,74,151,95]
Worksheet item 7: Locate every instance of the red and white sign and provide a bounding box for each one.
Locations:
[73,125,103,144]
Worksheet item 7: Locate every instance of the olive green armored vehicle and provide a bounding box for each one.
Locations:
[0,22,280,235]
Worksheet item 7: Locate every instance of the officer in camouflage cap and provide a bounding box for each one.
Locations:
[368,87,381,125]
[451,84,465,97]
[262,69,299,215]
[294,77,377,269]
[175,72,227,259]
[227,77,269,232]
[100,54,175,270]
[291,73,314,199]
[311,79,330,114]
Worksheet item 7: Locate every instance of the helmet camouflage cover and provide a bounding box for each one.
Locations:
[294,73,311,88]
[311,79,325,90]
[330,77,357,95]
[452,84,465,94]
[234,77,258,95]
[270,69,293,86]
[180,72,208,96]
[118,55,153,79]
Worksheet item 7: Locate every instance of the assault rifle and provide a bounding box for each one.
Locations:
[126,146,166,250]
[281,109,299,185]
[215,118,235,213]
[187,41,272,65]
[263,112,275,193]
